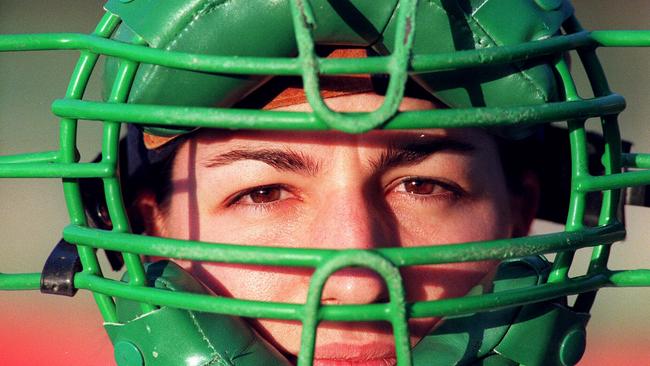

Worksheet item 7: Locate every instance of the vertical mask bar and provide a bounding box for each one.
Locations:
[289,0,418,133]
[590,113,622,257]
[103,32,155,314]
[574,114,621,308]
[570,16,624,312]
[298,251,411,366]
[59,11,122,323]
[548,56,586,283]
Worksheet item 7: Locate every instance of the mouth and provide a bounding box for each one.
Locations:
[306,342,397,366]
[312,358,397,366]
[255,318,439,366]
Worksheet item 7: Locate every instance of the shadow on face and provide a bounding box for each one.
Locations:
[136,94,538,362]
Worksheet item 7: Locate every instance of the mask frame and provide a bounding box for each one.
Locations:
[1,0,650,365]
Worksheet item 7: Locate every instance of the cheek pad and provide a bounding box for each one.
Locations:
[105,260,292,365]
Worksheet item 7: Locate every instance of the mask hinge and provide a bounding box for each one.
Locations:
[40,238,82,297]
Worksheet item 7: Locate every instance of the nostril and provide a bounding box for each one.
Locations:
[375,293,390,304]
[320,298,340,305]
[320,268,390,305]
[320,294,389,305]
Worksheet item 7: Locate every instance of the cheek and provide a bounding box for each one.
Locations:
[392,166,514,246]
[397,197,510,303]
[189,262,312,303]
[178,262,311,356]
[164,190,303,245]
[447,199,512,241]
[401,260,499,303]
[398,201,503,302]
[398,197,513,246]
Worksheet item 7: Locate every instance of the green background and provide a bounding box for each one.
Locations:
[1,1,648,364]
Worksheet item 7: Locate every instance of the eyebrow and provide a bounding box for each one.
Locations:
[370,137,476,172]
[201,148,320,176]
[201,137,474,175]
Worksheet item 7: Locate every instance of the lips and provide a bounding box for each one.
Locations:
[253,314,443,366]
[307,342,397,366]
[258,317,440,366]
[312,358,397,366]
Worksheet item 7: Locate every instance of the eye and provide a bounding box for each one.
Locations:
[400,179,438,195]
[247,186,282,203]
[393,177,461,198]
[229,184,292,206]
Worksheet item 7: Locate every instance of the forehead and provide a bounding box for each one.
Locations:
[191,127,494,153]
[188,92,494,153]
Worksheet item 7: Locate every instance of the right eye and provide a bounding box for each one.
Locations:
[229,184,292,206]
[243,186,282,203]
[391,176,462,200]
[398,178,442,195]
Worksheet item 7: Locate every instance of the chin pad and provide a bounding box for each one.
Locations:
[412,256,589,365]
[104,260,291,366]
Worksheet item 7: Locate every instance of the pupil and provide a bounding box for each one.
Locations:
[250,187,280,203]
[405,180,434,195]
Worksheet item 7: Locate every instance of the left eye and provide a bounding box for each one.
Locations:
[393,178,456,196]
[231,185,290,205]
[247,187,282,203]
[400,179,438,195]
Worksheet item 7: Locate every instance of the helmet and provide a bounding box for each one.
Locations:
[1,0,649,365]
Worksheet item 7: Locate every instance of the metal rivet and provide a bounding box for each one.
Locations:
[114,341,144,366]
[559,327,586,366]
[534,0,563,11]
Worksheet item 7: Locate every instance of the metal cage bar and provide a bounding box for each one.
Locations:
[58,12,123,322]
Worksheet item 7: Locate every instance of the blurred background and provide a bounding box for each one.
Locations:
[0,0,648,364]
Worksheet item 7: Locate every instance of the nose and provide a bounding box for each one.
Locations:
[308,191,395,305]
[319,267,390,305]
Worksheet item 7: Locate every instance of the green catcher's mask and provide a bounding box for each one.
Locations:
[1,0,650,365]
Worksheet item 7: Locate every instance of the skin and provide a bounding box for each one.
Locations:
[139,93,536,366]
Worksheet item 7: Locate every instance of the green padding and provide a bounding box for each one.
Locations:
[379,0,572,109]
[103,0,573,137]
[104,0,398,136]
[493,302,589,365]
[105,261,290,366]
[106,258,588,365]
[411,257,548,364]
[411,256,587,365]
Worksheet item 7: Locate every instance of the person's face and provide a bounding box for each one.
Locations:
[142,93,531,366]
